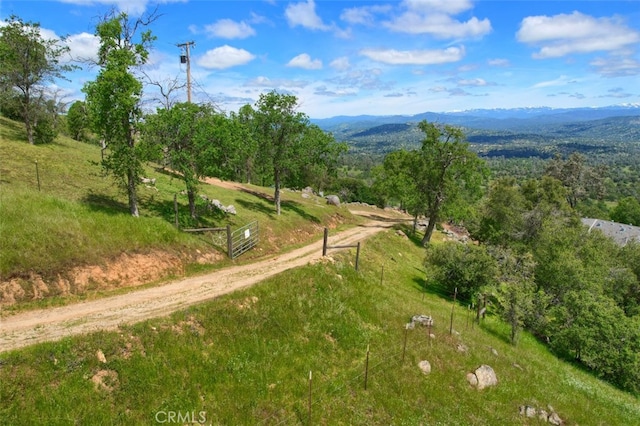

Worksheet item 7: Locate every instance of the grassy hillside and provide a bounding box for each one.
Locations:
[1,228,638,424]
[2,117,638,424]
[0,116,360,306]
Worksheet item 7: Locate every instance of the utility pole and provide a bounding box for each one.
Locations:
[177,41,195,103]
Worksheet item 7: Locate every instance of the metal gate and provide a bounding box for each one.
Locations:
[229,221,259,259]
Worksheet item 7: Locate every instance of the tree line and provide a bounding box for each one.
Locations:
[1,12,346,218]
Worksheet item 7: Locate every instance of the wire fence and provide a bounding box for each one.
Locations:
[257,307,482,426]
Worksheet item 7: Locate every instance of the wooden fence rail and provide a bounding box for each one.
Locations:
[322,227,361,271]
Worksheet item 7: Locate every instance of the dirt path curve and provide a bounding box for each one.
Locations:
[0,212,407,353]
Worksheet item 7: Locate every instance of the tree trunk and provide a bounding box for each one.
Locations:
[25,119,35,144]
[421,216,437,245]
[187,188,196,219]
[127,168,139,217]
[421,189,445,245]
[23,91,35,145]
[274,168,281,215]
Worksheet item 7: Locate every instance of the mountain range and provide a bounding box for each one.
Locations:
[312,104,640,158]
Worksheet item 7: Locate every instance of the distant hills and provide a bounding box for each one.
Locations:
[312,104,640,159]
[312,104,640,132]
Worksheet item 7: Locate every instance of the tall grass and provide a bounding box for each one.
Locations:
[0,188,198,278]
[1,229,637,424]
[0,116,360,284]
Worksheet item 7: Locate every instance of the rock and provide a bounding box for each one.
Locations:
[302,186,314,194]
[226,204,237,215]
[519,404,563,424]
[538,409,548,422]
[96,349,107,364]
[325,195,341,206]
[466,372,478,387]
[395,230,408,239]
[418,360,431,375]
[490,347,498,356]
[548,412,563,425]
[410,314,433,327]
[301,193,310,199]
[518,405,537,418]
[473,365,497,390]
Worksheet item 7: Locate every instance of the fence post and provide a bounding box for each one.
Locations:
[322,228,328,256]
[402,324,409,363]
[308,370,312,425]
[364,344,370,390]
[35,160,41,191]
[449,287,457,335]
[226,224,232,259]
[173,194,179,228]
[482,293,487,319]
[355,242,361,271]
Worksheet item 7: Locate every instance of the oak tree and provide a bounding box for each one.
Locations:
[251,91,343,215]
[83,11,156,217]
[142,102,235,219]
[0,15,74,144]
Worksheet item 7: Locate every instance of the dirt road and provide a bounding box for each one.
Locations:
[0,212,405,353]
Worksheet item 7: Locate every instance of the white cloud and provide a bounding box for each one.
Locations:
[385,13,491,38]
[244,76,308,88]
[600,87,633,98]
[488,58,510,67]
[429,85,448,93]
[517,11,640,58]
[204,19,256,39]
[287,53,322,70]
[327,68,393,91]
[591,56,640,77]
[61,0,188,15]
[383,0,491,39]
[458,78,488,87]
[330,56,351,71]
[457,63,478,72]
[340,5,391,26]
[402,0,474,15]
[63,32,100,63]
[33,25,99,64]
[314,85,358,97]
[340,7,375,25]
[360,46,465,65]
[196,45,255,69]
[285,0,329,31]
[532,75,576,88]
[60,0,145,16]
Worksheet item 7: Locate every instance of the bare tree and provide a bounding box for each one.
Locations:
[141,70,186,110]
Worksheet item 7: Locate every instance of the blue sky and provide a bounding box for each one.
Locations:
[2,0,639,118]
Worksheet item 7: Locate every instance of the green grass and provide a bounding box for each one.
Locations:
[0,115,361,289]
[2,116,638,424]
[1,229,638,424]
